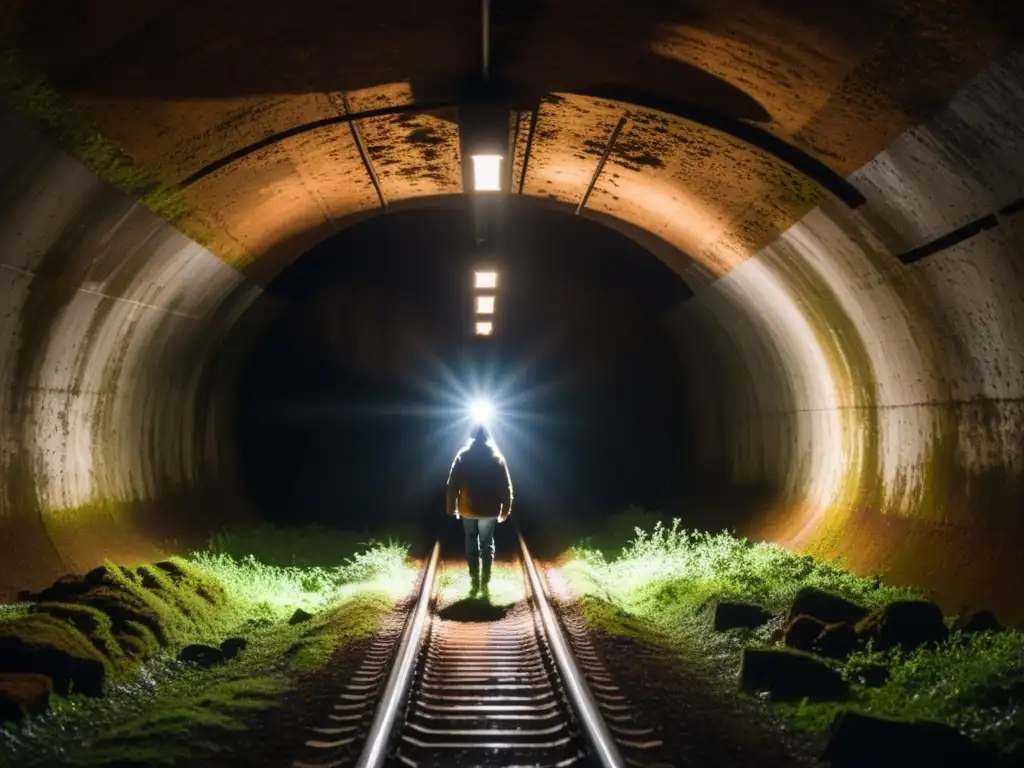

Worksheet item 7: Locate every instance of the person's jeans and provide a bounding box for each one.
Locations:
[462,517,497,580]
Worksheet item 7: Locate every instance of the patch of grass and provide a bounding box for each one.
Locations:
[565,510,1024,758]
[0,46,192,224]
[1,527,415,767]
[0,603,30,623]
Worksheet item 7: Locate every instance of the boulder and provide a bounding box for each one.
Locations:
[713,601,774,631]
[739,648,849,702]
[289,608,314,625]
[0,634,106,697]
[178,644,224,667]
[953,610,1002,635]
[0,673,53,724]
[822,710,990,768]
[786,587,869,626]
[814,622,861,660]
[220,637,248,660]
[783,615,826,652]
[857,600,949,652]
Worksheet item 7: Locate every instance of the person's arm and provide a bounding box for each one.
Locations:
[497,457,513,521]
[445,453,462,518]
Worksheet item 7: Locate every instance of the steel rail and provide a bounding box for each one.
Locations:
[518,534,627,768]
[353,541,440,768]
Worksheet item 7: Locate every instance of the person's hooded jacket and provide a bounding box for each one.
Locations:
[446,429,513,520]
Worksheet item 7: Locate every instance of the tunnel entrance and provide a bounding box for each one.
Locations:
[234,202,693,556]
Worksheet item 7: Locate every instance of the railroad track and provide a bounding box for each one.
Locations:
[294,535,668,768]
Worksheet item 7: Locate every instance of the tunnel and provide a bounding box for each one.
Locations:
[2,0,1024,637]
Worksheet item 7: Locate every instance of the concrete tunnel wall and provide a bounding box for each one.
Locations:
[1,43,1023,625]
[667,50,1024,622]
[0,104,269,601]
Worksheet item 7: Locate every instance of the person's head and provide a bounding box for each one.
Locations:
[469,424,491,444]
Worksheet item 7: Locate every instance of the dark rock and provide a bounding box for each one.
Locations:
[814,622,861,660]
[783,615,826,652]
[219,637,248,660]
[787,587,869,626]
[852,662,890,688]
[0,673,53,724]
[739,648,849,702]
[713,601,774,631]
[857,600,949,652]
[178,644,224,667]
[0,635,106,697]
[953,610,1002,635]
[289,608,314,625]
[822,710,991,768]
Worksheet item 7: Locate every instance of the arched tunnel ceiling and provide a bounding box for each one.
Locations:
[1,0,1018,282]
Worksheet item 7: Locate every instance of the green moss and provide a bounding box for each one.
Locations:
[567,514,1024,758]
[33,603,126,669]
[0,613,109,672]
[0,46,192,224]
[0,530,413,766]
[286,591,393,669]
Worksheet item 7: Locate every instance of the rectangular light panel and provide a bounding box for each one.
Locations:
[474,270,498,289]
[475,321,493,336]
[475,295,495,314]
[472,154,502,191]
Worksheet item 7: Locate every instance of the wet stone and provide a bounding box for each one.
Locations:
[739,647,848,702]
[179,644,224,667]
[220,637,248,660]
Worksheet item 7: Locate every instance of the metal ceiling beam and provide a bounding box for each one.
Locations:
[518,107,540,195]
[577,116,627,215]
[342,93,386,210]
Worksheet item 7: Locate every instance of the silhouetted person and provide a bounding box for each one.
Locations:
[445,425,513,597]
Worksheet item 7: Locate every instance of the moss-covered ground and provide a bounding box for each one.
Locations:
[564,507,1024,761]
[0,526,416,766]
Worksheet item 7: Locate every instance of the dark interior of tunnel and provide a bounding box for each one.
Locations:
[235,202,693,557]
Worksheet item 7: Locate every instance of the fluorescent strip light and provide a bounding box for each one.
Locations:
[474,270,498,289]
[472,155,502,191]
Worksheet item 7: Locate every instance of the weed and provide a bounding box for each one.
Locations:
[0,527,415,766]
[565,509,1023,757]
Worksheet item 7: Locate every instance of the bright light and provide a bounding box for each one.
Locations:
[468,398,494,426]
[472,154,502,192]
[475,321,493,336]
[475,295,495,314]
[475,270,498,289]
